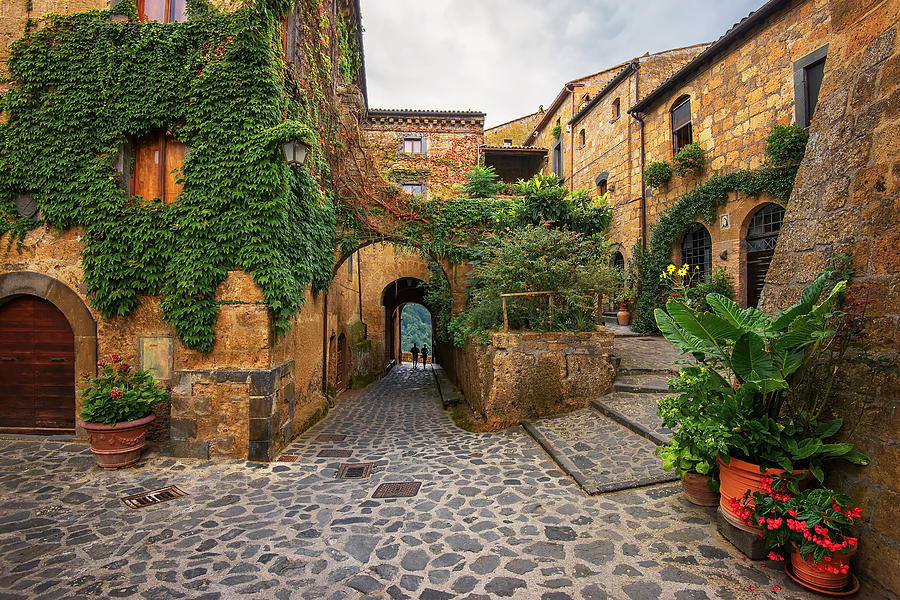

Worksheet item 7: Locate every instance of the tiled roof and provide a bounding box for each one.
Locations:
[367,108,486,118]
[629,0,789,114]
[569,61,637,126]
[480,145,548,152]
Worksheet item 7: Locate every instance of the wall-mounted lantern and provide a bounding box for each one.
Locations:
[282,139,310,166]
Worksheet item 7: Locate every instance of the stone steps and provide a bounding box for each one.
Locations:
[522,407,676,495]
[612,374,669,394]
[590,391,672,445]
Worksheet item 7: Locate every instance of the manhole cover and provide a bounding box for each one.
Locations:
[317,434,346,442]
[373,482,421,498]
[336,463,373,479]
[277,455,299,462]
[317,449,353,458]
[121,485,188,509]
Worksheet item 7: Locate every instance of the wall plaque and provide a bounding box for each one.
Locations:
[140,336,173,383]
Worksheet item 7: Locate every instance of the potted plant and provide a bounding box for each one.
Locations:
[656,366,726,506]
[653,271,869,527]
[78,353,167,469]
[733,474,861,594]
[615,288,636,325]
[643,160,672,188]
[672,142,705,177]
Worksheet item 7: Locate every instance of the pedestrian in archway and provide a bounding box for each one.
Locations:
[410,344,419,369]
[421,344,429,369]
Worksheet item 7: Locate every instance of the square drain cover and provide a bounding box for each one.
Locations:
[373,482,421,498]
[121,485,188,509]
[277,455,299,462]
[317,449,353,458]
[337,463,373,479]
[317,434,346,442]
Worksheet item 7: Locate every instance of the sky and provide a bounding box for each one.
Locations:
[359,0,762,128]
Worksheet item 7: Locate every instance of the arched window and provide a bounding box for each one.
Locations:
[671,95,693,153]
[132,131,186,203]
[597,179,608,196]
[579,129,586,147]
[611,251,625,271]
[612,97,621,120]
[681,223,712,282]
[137,0,186,23]
[746,203,785,307]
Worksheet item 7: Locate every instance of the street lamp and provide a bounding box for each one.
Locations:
[282,139,310,166]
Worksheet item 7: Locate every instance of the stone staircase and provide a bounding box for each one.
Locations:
[522,331,689,495]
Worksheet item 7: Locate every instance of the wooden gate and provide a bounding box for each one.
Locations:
[0,295,76,433]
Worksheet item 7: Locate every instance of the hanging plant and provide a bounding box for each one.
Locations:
[673,143,705,177]
[644,160,673,188]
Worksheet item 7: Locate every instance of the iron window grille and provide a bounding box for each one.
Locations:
[746,203,785,252]
[681,223,712,282]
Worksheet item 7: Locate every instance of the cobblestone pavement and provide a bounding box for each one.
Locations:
[592,392,673,443]
[613,336,691,376]
[0,365,887,600]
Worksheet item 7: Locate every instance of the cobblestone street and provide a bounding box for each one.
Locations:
[0,364,888,600]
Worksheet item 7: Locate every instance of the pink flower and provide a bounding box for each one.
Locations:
[772,585,781,591]
[110,387,123,400]
[111,353,121,363]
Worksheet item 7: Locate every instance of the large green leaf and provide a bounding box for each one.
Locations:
[654,308,714,357]
[666,301,742,348]
[772,344,805,377]
[707,293,773,335]
[771,272,830,330]
[731,331,777,382]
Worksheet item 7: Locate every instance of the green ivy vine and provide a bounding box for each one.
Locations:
[0,0,338,351]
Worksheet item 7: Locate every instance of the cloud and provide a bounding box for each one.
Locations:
[360,0,762,127]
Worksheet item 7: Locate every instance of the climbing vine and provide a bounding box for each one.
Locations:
[0,0,340,351]
[336,10,361,85]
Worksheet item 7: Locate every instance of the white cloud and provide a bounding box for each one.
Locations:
[359,0,762,127]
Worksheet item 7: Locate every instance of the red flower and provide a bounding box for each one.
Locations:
[767,551,784,561]
[111,353,121,363]
[772,585,781,591]
[110,387,124,401]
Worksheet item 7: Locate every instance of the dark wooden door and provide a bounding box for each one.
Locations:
[0,296,75,432]
[746,249,774,309]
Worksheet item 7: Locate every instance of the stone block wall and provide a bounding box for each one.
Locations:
[483,110,544,146]
[760,0,898,592]
[444,330,616,430]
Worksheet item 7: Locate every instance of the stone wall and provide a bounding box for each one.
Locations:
[443,330,616,430]
[634,0,833,304]
[760,0,898,592]
[483,110,544,146]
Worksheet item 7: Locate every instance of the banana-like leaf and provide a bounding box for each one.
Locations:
[772,344,805,377]
[732,331,777,382]
[707,293,773,335]
[842,450,870,465]
[771,272,830,330]
[667,301,742,348]
[743,378,789,394]
[654,308,715,356]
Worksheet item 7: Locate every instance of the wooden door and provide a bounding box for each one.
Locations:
[0,296,75,432]
[746,249,774,309]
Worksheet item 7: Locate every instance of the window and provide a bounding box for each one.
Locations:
[551,140,563,179]
[746,203,785,252]
[794,45,828,128]
[137,0,186,22]
[671,95,693,153]
[681,223,712,282]
[402,183,425,196]
[401,137,425,155]
[597,179,608,196]
[131,131,186,203]
[503,139,513,147]
[578,129,586,147]
[611,251,625,271]
[346,253,354,279]
[612,97,621,120]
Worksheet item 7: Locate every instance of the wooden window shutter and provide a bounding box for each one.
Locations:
[162,135,186,203]
[421,136,428,156]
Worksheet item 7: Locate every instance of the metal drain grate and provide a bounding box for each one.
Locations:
[336,462,373,479]
[277,455,299,462]
[317,434,346,442]
[373,482,421,498]
[317,449,352,458]
[121,485,188,509]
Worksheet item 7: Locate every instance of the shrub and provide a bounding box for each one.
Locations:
[765,124,810,166]
[463,165,501,199]
[672,143,705,177]
[643,160,672,188]
[448,226,617,346]
[79,354,168,425]
[685,265,735,311]
[551,123,562,139]
[516,174,571,226]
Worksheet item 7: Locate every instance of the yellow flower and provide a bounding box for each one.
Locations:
[495,218,500,222]
[667,264,676,273]
[682,263,688,269]
[659,273,665,279]
[695,265,700,270]
[677,268,687,277]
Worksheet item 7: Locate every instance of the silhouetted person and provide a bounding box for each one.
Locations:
[421,344,429,368]
[410,344,419,369]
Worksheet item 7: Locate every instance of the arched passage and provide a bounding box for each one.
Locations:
[0,272,97,434]
[399,302,433,367]
[382,277,435,366]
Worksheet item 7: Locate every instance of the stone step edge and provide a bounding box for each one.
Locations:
[520,419,678,496]
[613,380,669,394]
[589,398,669,446]
[619,367,679,377]
[431,365,462,408]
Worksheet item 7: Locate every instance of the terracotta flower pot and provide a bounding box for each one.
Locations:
[717,455,811,529]
[78,413,155,469]
[790,546,856,593]
[682,471,719,506]
[616,307,632,326]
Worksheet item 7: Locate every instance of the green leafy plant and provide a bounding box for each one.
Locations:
[731,473,861,569]
[463,165,501,199]
[653,272,870,479]
[643,160,672,188]
[79,354,168,425]
[765,124,810,167]
[517,174,571,226]
[551,123,562,139]
[685,265,735,311]
[615,287,637,306]
[672,143,705,176]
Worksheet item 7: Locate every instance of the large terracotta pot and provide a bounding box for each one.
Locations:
[790,545,857,594]
[78,413,156,469]
[682,471,719,506]
[717,455,811,528]
[616,306,632,326]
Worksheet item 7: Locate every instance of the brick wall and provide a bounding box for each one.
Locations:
[760,0,899,592]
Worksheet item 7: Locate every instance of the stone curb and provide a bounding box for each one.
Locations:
[431,365,462,408]
[613,378,669,394]
[589,398,670,446]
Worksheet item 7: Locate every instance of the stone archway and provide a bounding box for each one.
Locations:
[0,272,98,433]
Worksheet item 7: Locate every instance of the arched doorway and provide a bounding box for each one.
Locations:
[382,277,434,366]
[745,203,785,307]
[399,302,433,366]
[681,223,712,282]
[0,295,75,432]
